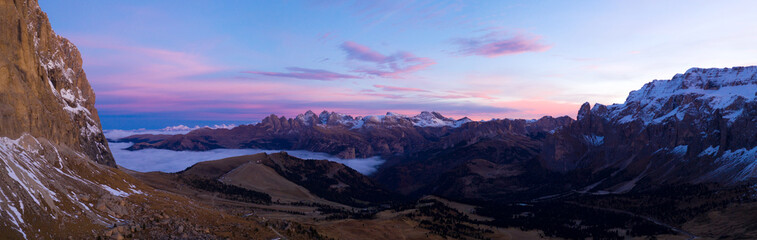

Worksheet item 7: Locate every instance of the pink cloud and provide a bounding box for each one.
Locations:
[341,41,389,63]
[239,41,436,82]
[373,84,430,92]
[423,94,468,99]
[243,67,360,81]
[360,93,406,99]
[318,32,334,43]
[455,31,551,57]
[74,36,573,124]
[340,41,435,79]
[435,90,499,100]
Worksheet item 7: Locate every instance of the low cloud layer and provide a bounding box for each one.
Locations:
[103,124,238,140]
[373,84,430,92]
[109,142,385,175]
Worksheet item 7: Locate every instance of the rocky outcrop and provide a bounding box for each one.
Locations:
[541,66,757,193]
[0,0,113,166]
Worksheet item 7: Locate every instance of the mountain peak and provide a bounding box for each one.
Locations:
[577,102,591,120]
[601,66,757,125]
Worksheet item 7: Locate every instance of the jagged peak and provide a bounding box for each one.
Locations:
[385,112,408,118]
[597,66,757,126]
[591,103,607,116]
[577,102,591,120]
[681,66,757,82]
[281,110,475,128]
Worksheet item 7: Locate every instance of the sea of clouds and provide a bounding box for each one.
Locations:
[103,124,238,140]
[105,125,385,175]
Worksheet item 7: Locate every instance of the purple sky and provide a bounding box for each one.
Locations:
[39,0,757,129]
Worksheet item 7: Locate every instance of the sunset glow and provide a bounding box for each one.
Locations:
[40,0,757,129]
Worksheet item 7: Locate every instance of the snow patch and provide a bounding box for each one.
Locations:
[669,145,688,157]
[100,185,130,198]
[698,145,719,157]
[0,136,60,207]
[583,135,605,146]
[724,109,743,122]
[59,89,76,103]
[6,204,26,239]
[62,103,91,115]
[715,147,757,182]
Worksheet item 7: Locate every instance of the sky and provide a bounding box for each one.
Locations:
[40,0,757,129]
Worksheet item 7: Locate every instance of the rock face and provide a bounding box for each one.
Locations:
[0,1,136,237]
[541,66,757,193]
[0,2,285,239]
[0,0,113,166]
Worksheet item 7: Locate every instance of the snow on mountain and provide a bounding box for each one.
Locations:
[557,66,757,188]
[595,66,757,125]
[412,111,472,127]
[0,134,145,238]
[583,134,605,146]
[702,146,757,183]
[296,110,473,129]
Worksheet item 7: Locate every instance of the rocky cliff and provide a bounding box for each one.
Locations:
[541,66,757,193]
[0,1,284,239]
[0,0,113,166]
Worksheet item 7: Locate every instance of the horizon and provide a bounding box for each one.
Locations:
[102,108,574,131]
[39,0,757,129]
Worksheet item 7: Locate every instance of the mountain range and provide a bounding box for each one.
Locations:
[116,66,757,238]
[124,66,757,197]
